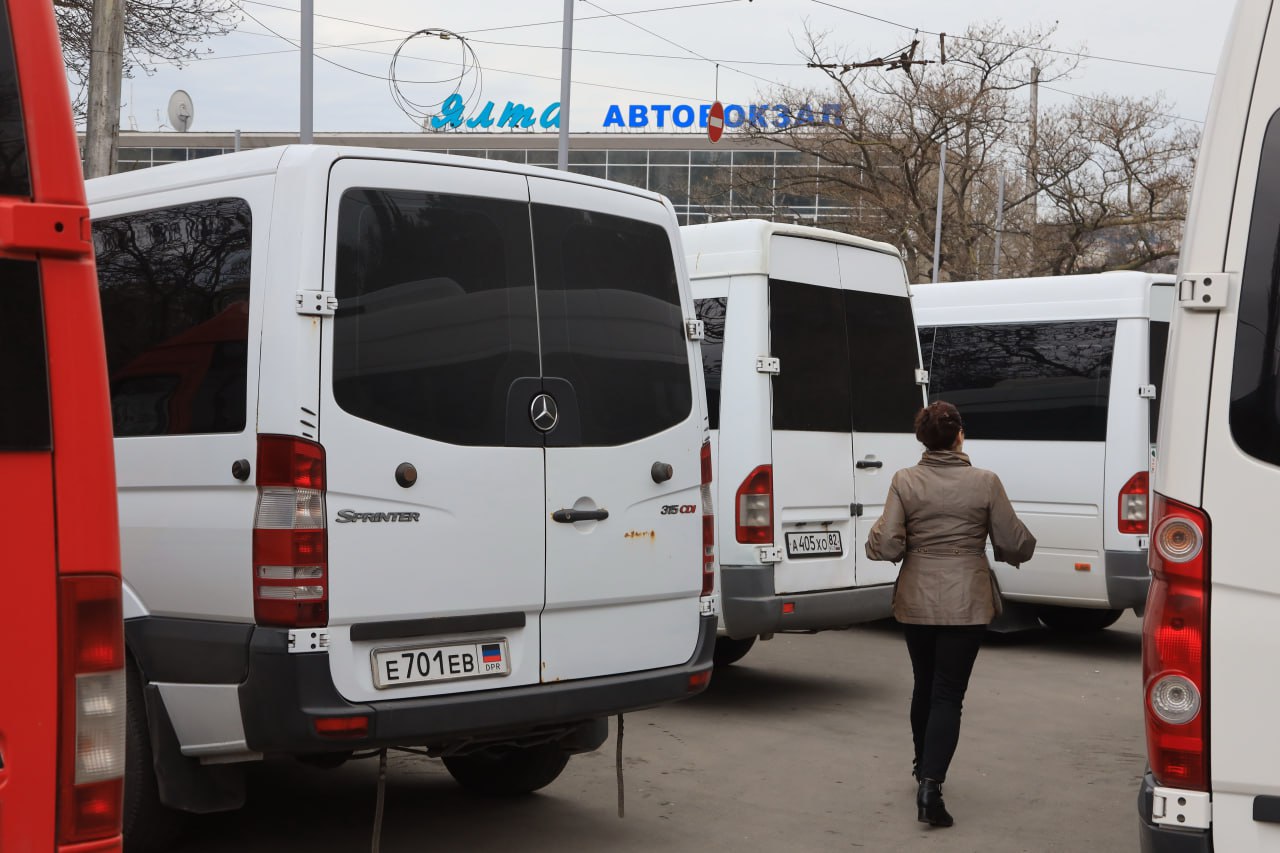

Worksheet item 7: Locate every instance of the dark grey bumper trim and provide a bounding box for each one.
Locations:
[1137,771,1213,853]
[1106,549,1151,611]
[720,564,894,639]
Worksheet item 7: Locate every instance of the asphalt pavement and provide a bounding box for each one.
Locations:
[173,613,1146,853]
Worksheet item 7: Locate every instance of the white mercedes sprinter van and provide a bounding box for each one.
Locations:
[912,273,1173,631]
[683,220,925,665]
[87,146,716,844]
[1138,1,1280,848]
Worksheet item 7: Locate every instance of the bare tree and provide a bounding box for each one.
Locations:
[55,0,240,121]
[731,23,1196,281]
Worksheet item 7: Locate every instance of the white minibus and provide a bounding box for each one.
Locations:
[1138,1,1280,849]
[912,273,1173,631]
[684,220,926,665]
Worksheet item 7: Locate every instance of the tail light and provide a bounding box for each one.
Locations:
[1143,492,1209,790]
[701,440,715,597]
[57,575,125,845]
[735,465,773,544]
[254,435,328,627]
[1119,471,1150,534]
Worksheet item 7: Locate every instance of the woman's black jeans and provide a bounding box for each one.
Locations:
[902,623,986,783]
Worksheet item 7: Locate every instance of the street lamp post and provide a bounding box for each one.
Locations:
[557,0,574,171]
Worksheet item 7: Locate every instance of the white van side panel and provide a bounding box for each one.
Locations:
[1195,4,1280,845]
[98,175,275,622]
[1101,318,1150,554]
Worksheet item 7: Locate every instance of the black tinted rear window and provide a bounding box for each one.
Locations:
[333,189,540,447]
[924,320,1116,442]
[0,260,49,449]
[695,297,726,430]
[533,204,691,446]
[770,279,852,432]
[0,0,29,197]
[1231,108,1280,466]
[847,290,921,433]
[1149,319,1169,444]
[95,198,252,436]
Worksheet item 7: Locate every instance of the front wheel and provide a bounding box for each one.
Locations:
[713,636,756,667]
[442,743,570,796]
[1037,606,1123,633]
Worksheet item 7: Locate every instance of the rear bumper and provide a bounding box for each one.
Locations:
[1106,550,1152,611]
[1137,771,1213,852]
[719,565,894,639]
[237,614,717,754]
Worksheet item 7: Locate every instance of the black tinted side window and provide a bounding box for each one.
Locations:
[1149,319,1169,445]
[846,290,921,432]
[333,189,539,447]
[1231,109,1280,466]
[0,0,30,197]
[695,297,726,430]
[0,260,49,449]
[770,279,852,432]
[95,198,252,436]
[928,321,1116,441]
[533,204,691,446]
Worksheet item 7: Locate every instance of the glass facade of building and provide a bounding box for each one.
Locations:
[112,136,861,226]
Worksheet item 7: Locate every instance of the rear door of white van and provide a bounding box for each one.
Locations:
[767,237,859,595]
[530,178,704,682]
[320,159,545,700]
[839,246,925,587]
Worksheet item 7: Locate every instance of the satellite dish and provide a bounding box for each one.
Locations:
[167,90,194,132]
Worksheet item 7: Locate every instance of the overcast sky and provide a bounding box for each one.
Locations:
[109,0,1233,136]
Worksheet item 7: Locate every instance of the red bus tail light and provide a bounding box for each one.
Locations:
[254,435,328,627]
[57,575,125,845]
[1119,471,1150,534]
[735,465,773,545]
[700,440,715,597]
[1143,492,1209,790]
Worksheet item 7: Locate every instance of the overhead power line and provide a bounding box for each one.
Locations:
[809,0,1215,77]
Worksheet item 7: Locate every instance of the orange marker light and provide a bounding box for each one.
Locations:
[782,602,796,614]
[1075,563,1092,572]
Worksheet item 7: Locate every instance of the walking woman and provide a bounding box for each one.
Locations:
[865,401,1036,828]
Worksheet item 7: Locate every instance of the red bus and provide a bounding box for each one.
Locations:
[0,0,124,850]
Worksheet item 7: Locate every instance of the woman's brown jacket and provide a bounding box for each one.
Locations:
[865,450,1036,625]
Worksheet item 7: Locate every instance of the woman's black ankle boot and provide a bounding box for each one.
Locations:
[916,779,954,827]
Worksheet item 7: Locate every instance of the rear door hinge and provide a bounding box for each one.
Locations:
[1178,273,1228,312]
[756,356,780,375]
[296,290,338,316]
[0,199,92,257]
[851,503,864,517]
[915,369,930,386]
[757,545,782,563]
[1139,385,1157,399]
[686,318,706,341]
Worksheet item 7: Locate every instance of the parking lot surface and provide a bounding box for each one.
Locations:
[175,615,1145,853]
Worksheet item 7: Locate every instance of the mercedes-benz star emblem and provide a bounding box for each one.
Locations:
[530,393,559,432]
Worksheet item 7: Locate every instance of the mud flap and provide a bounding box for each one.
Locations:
[143,684,246,814]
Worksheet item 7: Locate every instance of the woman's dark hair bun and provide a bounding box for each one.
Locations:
[915,401,964,451]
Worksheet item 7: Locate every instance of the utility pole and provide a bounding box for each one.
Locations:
[993,171,1006,278]
[1027,65,1039,224]
[84,0,126,178]
[556,0,574,171]
[301,0,313,143]
[932,141,946,283]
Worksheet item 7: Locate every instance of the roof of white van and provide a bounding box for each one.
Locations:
[85,144,673,207]
[910,272,1176,324]
[680,219,900,280]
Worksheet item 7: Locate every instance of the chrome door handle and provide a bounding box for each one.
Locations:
[856,460,883,469]
[552,508,610,524]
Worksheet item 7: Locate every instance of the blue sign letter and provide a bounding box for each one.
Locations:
[673,105,695,128]
[774,105,792,129]
[724,105,745,128]
[431,93,465,129]
[603,105,625,127]
[498,102,537,129]
[629,105,649,127]
[539,102,561,129]
[466,101,496,129]
[699,104,712,128]
[822,103,843,125]
[652,104,671,128]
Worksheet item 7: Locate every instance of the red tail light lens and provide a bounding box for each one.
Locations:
[1143,492,1209,790]
[58,574,125,845]
[1119,471,1150,534]
[254,435,328,627]
[700,440,715,597]
[735,465,773,544]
